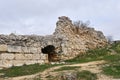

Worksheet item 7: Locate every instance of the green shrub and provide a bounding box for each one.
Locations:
[110,42,120,53]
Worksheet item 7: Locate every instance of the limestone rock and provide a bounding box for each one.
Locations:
[32,53,40,60]
[53,16,107,59]
[1,60,13,68]
[8,45,22,53]
[24,54,33,60]
[14,54,25,60]
[58,72,77,80]
[13,60,25,66]
[0,45,7,52]
[1,53,14,60]
[25,60,38,65]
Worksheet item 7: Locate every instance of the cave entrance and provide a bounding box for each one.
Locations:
[41,45,60,62]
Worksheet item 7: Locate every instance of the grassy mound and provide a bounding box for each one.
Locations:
[0,64,61,77]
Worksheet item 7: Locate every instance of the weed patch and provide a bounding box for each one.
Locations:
[77,70,97,80]
[65,47,110,63]
[0,64,62,77]
[103,65,120,78]
[54,66,80,71]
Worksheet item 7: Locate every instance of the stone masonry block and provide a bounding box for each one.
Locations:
[14,54,25,60]
[40,54,48,60]
[0,54,1,60]
[1,53,14,60]
[0,45,7,52]
[13,60,25,66]
[25,60,38,65]
[29,47,38,54]
[8,45,22,53]
[37,60,44,64]
[33,53,40,60]
[25,54,33,60]
[21,47,30,53]
[1,60,13,68]
[21,47,38,53]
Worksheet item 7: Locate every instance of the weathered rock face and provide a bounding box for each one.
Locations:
[54,16,107,59]
[0,16,107,68]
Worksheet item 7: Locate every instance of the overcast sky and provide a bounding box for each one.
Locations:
[0,0,120,40]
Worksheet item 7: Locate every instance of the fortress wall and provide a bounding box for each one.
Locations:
[0,45,48,69]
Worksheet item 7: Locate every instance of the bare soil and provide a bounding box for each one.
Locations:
[1,60,118,80]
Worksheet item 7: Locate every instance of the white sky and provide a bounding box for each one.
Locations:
[0,0,120,40]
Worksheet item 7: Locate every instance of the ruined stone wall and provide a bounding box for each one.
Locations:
[54,16,107,59]
[0,34,63,69]
[0,45,48,69]
[0,16,107,69]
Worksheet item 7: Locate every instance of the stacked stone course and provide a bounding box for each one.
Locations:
[0,45,47,69]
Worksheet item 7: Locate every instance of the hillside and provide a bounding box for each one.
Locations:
[0,41,120,80]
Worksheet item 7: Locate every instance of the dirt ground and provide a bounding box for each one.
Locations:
[1,60,119,80]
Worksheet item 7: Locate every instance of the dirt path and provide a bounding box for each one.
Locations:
[40,60,113,80]
[1,60,115,80]
[40,60,105,80]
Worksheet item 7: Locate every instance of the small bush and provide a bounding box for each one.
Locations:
[110,42,120,53]
[72,20,91,34]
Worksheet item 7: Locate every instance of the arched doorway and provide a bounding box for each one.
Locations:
[41,45,60,62]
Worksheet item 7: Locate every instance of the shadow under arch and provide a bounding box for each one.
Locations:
[41,45,59,62]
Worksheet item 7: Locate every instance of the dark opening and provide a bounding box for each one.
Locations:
[41,45,56,54]
[41,45,59,62]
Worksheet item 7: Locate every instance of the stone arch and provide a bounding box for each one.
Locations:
[41,45,59,62]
